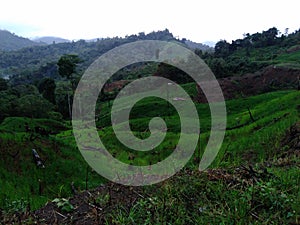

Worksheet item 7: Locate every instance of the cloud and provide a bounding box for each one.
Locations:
[0,0,299,42]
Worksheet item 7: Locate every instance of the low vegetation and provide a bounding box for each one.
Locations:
[0,88,299,224]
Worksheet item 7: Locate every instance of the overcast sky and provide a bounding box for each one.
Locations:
[0,0,299,44]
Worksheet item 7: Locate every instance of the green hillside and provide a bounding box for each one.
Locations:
[0,27,299,224]
[1,88,299,223]
[202,27,300,78]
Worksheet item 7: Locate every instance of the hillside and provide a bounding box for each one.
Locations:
[0,29,213,81]
[0,30,42,51]
[0,27,300,224]
[203,27,300,78]
[196,65,300,102]
[0,89,299,224]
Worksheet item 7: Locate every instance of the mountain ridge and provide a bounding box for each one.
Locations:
[0,29,43,51]
[0,29,214,80]
[32,36,70,44]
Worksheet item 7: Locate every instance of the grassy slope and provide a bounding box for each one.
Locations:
[98,87,300,224]
[0,87,299,223]
[0,118,106,211]
[98,87,299,165]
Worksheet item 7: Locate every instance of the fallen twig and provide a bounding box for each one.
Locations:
[88,203,103,211]
[55,210,67,219]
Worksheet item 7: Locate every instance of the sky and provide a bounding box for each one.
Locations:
[0,0,299,44]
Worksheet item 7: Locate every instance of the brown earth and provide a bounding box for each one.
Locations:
[103,66,300,102]
[104,80,129,92]
[196,66,300,102]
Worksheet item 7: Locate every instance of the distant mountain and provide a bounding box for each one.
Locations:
[0,29,42,51]
[33,36,70,44]
[203,41,216,47]
[85,38,104,43]
[0,29,214,82]
[183,39,213,52]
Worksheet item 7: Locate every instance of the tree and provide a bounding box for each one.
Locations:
[214,40,231,58]
[57,54,81,80]
[16,95,54,118]
[154,63,193,84]
[0,78,8,91]
[194,49,203,58]
[284,28,289,36]
[0,91,18,121]
[55,81,73,119]
[57,54,81,118]
[12,84,39,97]
[38,77,56,104]
[262,27,278,46]
[208,58,228,78]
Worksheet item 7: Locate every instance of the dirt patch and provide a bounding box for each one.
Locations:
[1,183,144,224]
[196,66,300,102]
[269,122,300,167]
[104,80,129,92]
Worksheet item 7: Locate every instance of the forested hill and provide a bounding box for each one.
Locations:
[2,27,299,85]
[202,27,300,78]
[0,29,43,51]
[0,29,212,81]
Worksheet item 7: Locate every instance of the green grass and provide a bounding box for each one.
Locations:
[275,49,300,65]
[0,118,106,212]
[97,89,299,167]
[0,88,299,223]
[106,165,299,224]
[0,117,68,133]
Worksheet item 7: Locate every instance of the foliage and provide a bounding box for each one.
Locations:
[37,77,56,104]
[1,198,28,214]
[154,62,194,83]
[57,54,81,79]
[0,90,18,121]
[107,166,299,224]
[16,94,54,118]
[0,78,8,91]
[201,27,300,77]
[0,29,181,83]
[52,198,74,213]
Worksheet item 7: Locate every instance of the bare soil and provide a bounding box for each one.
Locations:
[196,66,300,102]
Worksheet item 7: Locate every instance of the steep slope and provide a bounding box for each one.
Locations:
[0,87,299,224]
